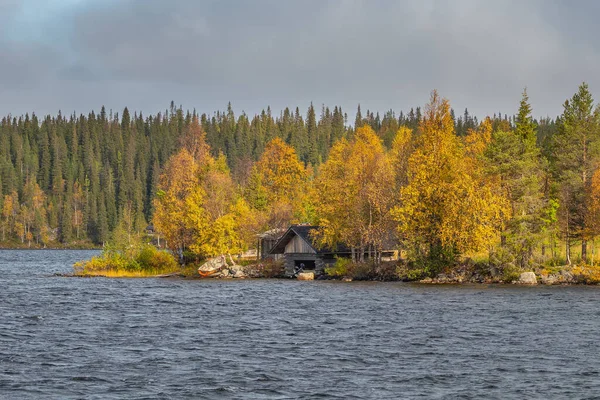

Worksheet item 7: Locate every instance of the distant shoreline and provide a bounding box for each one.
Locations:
[0,246,101,251]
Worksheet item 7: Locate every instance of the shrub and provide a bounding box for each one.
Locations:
[348,262,376,280]
[324,257,351,278]
[250,260,285,278]
[74,245,179,277]
[136,245,178,271]
[572,264,600,284]
[501,265,521,283]
[401,265,430,281]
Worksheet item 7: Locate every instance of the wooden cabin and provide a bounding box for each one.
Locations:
[269,225,400,276]
[257,228,286,261]
[268,225,351,276]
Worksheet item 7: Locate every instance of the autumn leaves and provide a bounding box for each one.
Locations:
[152,90,516,266]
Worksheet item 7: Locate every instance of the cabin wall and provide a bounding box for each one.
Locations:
[284,236,316,255]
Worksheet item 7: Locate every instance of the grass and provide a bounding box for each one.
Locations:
[82,268,181,278]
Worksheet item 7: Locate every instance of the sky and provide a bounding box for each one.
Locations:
[1,0,599,121]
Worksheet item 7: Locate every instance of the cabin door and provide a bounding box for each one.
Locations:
[295,260,316,270]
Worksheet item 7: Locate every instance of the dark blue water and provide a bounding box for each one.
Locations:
[1,250,600,399]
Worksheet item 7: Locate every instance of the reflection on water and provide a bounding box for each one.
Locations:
[1,250,600,399]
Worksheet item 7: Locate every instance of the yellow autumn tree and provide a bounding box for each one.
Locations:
[1,191,18,241]
[249,137,310,228]
[154,123,256,261]
[389,126,414,189]
[315,125,396,262]
[153,148,205,260]
[394,91,508,267]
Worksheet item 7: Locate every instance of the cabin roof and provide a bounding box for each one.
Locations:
[269,225,351,255]
[257,228,286,240]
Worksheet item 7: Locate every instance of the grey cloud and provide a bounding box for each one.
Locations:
[0,0,599,120]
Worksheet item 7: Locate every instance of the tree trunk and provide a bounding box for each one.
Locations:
[582,240,588,264]
[566,216,571,265]
[541,244,546,258]
[228,253,237,266]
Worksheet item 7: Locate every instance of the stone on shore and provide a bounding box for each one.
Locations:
[518,271,537,285]
[220,269,231,278]
[297,272,314,281]
[233,269,246,279]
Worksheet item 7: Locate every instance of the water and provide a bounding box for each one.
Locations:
[1,250,600,399]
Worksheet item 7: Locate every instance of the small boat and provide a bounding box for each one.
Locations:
[198,268,221,277]
[198,256,226,277]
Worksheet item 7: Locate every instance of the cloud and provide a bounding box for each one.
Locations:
[0,0,599,120]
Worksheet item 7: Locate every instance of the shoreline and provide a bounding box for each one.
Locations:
[55,272,599,286]
[0,246,102,251]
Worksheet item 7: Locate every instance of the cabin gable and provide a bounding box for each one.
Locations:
[285,234,317,254]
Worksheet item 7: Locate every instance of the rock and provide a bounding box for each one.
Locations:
[220,269,231,278]
[541,274,557,285]
[518,271,537,285]
[559,270,574,283]
[229,264,244,272]
[342,277,353,282]
[233,270,246,279]
[297,272,314,281]
[419,277,433,284]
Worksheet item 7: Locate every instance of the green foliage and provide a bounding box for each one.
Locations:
[501,265,522,283]
[403,266,431,281]
[74,244,178,277]
[325,258,400,281]
[324,257,352,277]
[484,90,547,268]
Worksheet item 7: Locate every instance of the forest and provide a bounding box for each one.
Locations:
[2,84,599,277]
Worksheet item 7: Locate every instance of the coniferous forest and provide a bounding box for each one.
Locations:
[5,84,600,278]
[0,100,446,248]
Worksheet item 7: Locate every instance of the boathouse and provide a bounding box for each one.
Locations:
[268,225,351,276]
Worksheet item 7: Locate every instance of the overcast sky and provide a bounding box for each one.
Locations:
[1,0,599,121]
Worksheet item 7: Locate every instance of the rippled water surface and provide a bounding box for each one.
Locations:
[2,250,600,399]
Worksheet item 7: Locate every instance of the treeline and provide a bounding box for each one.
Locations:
[0,99,498,248]
[153,84,600,274]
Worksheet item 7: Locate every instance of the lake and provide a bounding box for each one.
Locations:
[1,250,600,399]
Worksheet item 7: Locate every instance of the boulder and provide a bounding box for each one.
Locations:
[518,271,537,285]
[220,269,231,278]
[540,274,557,285]
[229,264,244,273]
[297,272,314,281]
[342,277,353,282]
[233,270,246,279]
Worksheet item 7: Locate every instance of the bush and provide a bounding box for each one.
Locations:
[348,262,376,280]
[501,264,521,283]
[74,245,179,277]
[324,257,351,278]
[136,245,178,271]
[250,260,285,278]
[402,265,430,281]
[325,258,399,281]
[572,264,600,284]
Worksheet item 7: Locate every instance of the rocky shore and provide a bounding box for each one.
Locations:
[417,266,584,285]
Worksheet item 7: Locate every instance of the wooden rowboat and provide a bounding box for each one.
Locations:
[198,268,221,277]
[198,256,227,277]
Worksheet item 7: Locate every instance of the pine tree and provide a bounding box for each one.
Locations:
[552,83,600,263]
